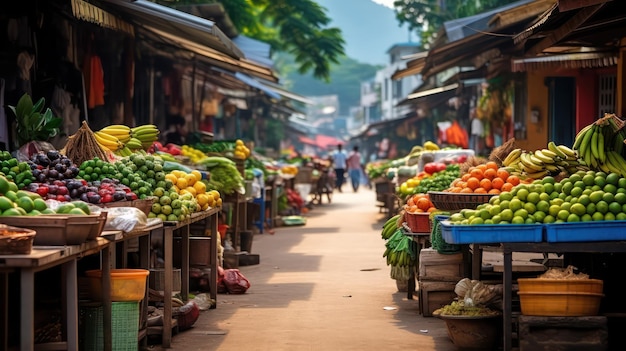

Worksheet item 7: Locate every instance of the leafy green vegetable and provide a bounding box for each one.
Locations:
[8,93,63,146]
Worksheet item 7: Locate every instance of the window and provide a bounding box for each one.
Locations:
[598,74,616,118]
[392,79,402,99]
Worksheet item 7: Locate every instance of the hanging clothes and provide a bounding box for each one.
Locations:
[83,53,105,109]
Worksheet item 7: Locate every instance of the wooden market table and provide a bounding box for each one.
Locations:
[494,241,626,351]
[402,229,431,301]
[0,238,111,351]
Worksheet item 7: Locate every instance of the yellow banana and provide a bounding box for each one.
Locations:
[520,153,543,172]
[503,148,522,166]
[94,132,122,151]
[525,169,549,179]
[557,144,577,159]
[534,150,555,164]
[548,142,566,159]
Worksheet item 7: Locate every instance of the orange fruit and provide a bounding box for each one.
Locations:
[488,188,501,194]
[491,177,504,190]
[461,173,471,182]
[467,177,480,190]
[483,168,497,180]
[479,178,492,191]
[501,183,514,192]
[417,198,432,211]
[485,161,499,170]
[470,168,484,180]
[496,168,510,180]
[507,175,521,186]
[474,187,487,193]
[460,187,473,193]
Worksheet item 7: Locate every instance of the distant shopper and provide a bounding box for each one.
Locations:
[164,114,188,146]
[332,143,347,192]
[347,146,362,192]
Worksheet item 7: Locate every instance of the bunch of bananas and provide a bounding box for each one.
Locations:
[94,129,125,152]
[381,214,402,240]
[98,125,131,144]
[502,142,580,179]
[573,113,626,176]
[382,228,416,267]
[131,124,160,150]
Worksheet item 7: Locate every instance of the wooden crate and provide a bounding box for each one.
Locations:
[518,315,608,351]
[418,281,457,317]
[418,248,464,282]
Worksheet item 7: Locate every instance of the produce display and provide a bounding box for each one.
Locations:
[397,164,460,197]
[448,170,626,225]
[0,151,35,190]
[447,161,528,194]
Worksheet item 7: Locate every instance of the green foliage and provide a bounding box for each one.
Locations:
[8,93,63,146]
[392,0,519,49]
[164,0,345,81]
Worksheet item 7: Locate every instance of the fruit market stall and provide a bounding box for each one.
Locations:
[421,114,626,350]
[0,113,235,349]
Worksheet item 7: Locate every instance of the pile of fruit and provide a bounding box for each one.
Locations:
[448,171,626,225]
[398,164,460,197]
[447,161,528,194]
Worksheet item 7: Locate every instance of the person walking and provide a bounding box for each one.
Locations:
[347,145,362,192]
[332,143,347,192]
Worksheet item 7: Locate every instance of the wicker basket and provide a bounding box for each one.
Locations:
[0,225,36,255]
[427,191,495,211]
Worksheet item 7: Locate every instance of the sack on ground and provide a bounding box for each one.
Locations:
[222,268,251,294]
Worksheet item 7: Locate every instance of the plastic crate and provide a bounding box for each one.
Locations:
[81,301,139,351]
[440,220,543,244]
[544,220,626,242]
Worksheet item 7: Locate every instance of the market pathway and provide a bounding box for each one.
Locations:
[155,186,459,351]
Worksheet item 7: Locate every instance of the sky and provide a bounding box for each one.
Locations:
[372,0,394,8]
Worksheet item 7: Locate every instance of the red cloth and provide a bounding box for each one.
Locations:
[83,54,105,108]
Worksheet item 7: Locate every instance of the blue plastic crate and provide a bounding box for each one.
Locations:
[544,220,626,242]
[440,220,544,244]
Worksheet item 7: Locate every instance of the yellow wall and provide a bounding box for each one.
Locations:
[516,71,549,151]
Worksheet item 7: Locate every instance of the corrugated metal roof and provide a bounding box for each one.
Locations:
[511,52,617,71]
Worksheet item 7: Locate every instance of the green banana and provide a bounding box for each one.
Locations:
[597,128,606,163]
[590,126,600,160]
[573,124,593,150]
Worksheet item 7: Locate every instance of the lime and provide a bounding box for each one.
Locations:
[569,174,582,183]
[167,213,179,222]
[560,202,572,212]
[582,174,596,186]
[552,198,564,206]
[616,193,626,205]
[566,213,580,222]
[604,212,616,221]
[491,215,502,224]
[604,184,617,195]
[609,202,622,215]
[470,217,484,225]
[578,194,591,206]
[543,214,556,223]
[557,210,570,221]
[8,182,17,192]
[151,203,161,214]
[602,192,615,203]
[161,205,173,216]
[570,203,586,216]
[616,212,626,220]
[543,183,555,194]
[618,178,626,189]
[589,191,604,203]
[500,209,514,222]
[509,199,523,212]
[159,196,172,206]
[499,192,513,201]
[539,192,551,202]
[511,216,525,224]
[596,201,609,214]
[68,208,87,215]
[542,176,556,184]
[499,200,510,209]
[516,188,529,201]
[581,213,592,222]
[488,205,501,217]
[33,198,48,212]
[1,208,22,216]
[586,203,597,215]
[548,205,561,217]
[534,211,546,223]
[0,196,15,211]
[570,186,583,198]
[514,208,529,219]
[71,201,91,215]
[523,202,536,214]
[536,200,550,213]
[0,175,10,194]
[594,176,606,188]
[15,197,34,213]
[561,182,574,195]
[606,172,620,186]
[592,212,605,221]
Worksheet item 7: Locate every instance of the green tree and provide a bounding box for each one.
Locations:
[392,0,518,49]
[160,0,345,81]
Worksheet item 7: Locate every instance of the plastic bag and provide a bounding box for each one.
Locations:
[102,206,148,232]
[221,268,251,294]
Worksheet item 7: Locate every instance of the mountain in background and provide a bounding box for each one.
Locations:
[278,0,416,117]
[316,0,415,65]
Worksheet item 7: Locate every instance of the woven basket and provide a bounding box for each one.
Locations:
[0,225,36,255]
[427,191,495,211]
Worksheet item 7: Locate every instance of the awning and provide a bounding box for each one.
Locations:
[71,0,134,35]
[298,136,317,146]
[95,0,243,58]
[396,83,459,107]
[391,54,427,80]
[234,72,281,100]
[512,52,618,72]
[258,82,314,105]
[407,83,459,100]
